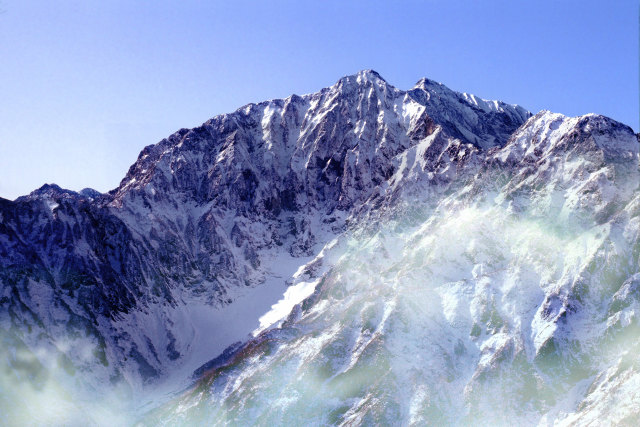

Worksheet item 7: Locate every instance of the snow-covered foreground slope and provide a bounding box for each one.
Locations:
[143,111,640,426]
[1,70,638,425]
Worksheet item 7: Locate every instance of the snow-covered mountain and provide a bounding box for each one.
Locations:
[1,70,638,426]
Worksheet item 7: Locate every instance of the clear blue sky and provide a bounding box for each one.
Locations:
[0,0,637,200]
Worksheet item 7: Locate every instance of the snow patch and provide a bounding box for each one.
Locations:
[253,278,320,336]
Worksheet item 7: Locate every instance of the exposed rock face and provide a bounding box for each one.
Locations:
[2,70,639,425]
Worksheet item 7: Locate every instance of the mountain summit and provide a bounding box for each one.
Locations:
[0,71,638,425]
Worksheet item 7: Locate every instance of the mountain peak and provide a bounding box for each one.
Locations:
[335,69,389,88]
[16,183,102,203]
[355,69,386,82]
[413,76,442,88]
[23,183,76,199]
